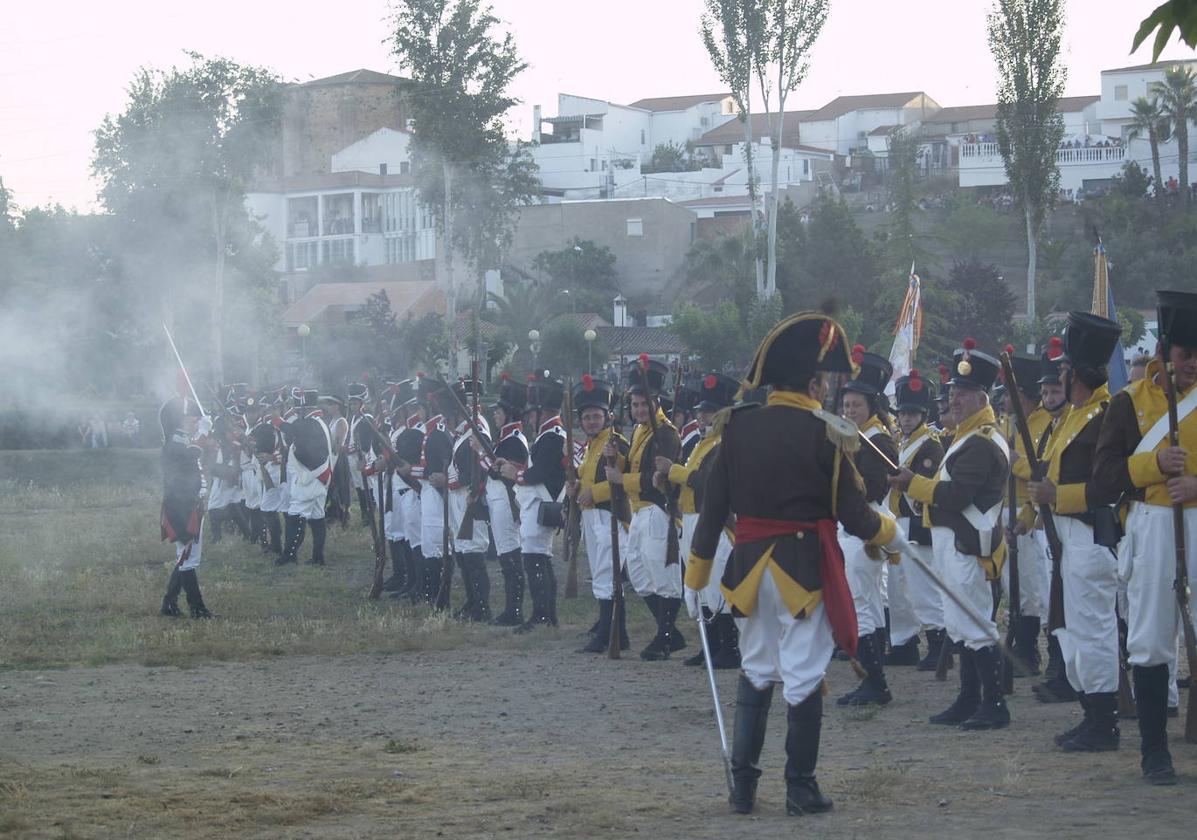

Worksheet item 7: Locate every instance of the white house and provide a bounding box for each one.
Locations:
[795,92,942,157]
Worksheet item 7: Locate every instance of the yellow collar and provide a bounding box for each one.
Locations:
[954,404,996,439]
[767,390,822,412]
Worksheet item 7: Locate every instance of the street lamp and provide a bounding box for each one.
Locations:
[528,328,541,371]
[584,328,597,373]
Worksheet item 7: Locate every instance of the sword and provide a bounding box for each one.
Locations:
[697,614,734,796]
[163,323,208,418]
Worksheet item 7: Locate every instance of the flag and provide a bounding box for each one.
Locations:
[1092,243,1129,393]
[886,264,923,394]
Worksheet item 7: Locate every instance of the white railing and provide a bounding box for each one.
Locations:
[960,142,1127,167]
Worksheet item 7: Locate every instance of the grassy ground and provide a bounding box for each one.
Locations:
[0,449,617,670]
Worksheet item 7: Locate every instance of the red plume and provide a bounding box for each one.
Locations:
[963,337,977,351]
[416,371,425,379]
[500,372,510,381]
[851,343,865,365]
[526,373,537,382]
[582,373,594,391]
[638,353,650,369]
[909,368,920,379]
[1005,344,1015,355]
[704,374,717,389]
[1047,335,1064,359]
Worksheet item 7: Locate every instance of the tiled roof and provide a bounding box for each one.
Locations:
[868,124,896,136]
[1057,94,1100,112]
[804,92,928,121]
[549,312,612,330]
[595,326,687,355]
[298,69,408,87]
[695,110,816,147]
[923,103,998,123]
[626,93,731,111]
[282,278,442,326]
[1102,59,1197,74]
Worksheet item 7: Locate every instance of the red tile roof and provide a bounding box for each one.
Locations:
[695,110,816,147]
[626,93,731,111]
[923,104,998,123]
[804,92,929,121]
[297,69,408,88]
[1057,94,1100,112]
[282,278,442,326]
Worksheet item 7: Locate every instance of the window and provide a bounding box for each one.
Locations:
[802,159,810,176]
[322,238,354,265]
[626,218,643,237]
[640,129,646,145]
[286,241,318,272]
[1115,85,1128,101]
[400,161,410,174]
[724,144,733,155]
[590,158,597,171]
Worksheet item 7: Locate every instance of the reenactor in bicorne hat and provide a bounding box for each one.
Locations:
[567,374,631,652]
[1094,290,1197,784]
[474,373,530,625]
[884,369,949,672]
[659,372,741,668]
[158,395,215,619]
[1026,313,1125,752]
[446,375,493,621]
[836,349,900,706]
[279,389,335,566]
[890,340,1012,732]
[496,373,567,632]
[686,312,907,817]
[606,356,685,660]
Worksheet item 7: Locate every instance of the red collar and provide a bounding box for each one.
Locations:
[538,415,563,435]
[500,421,523,441]
[405,414,423,430]
[681,419,700,438]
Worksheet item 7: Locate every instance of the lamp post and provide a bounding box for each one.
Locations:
[528,328,541,372]
[297,323,310,378]
[584,328,597,373]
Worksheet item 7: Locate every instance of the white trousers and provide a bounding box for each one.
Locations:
[449,487,490,554]
[421,485,446,559]
[286,474,328,520]
[1054,516,1119,694]
[386,485,407,541]
[516,484,556,556]
[259,462,283,512]
[1120,503,1197,668]
[486,478,521,555]
[1001,531,1048,618]
[241,466,263,510]
[174,522,204,572]
[679,512,732,613]
[931,527,998,650]
[737,570,834,706]
[626,505,682,598]
[401,488,422,550]
[888,542,946,644]
[841,528,885,636]
[582,507,626,600]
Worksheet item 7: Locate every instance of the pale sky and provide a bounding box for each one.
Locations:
[2,0,1193,212]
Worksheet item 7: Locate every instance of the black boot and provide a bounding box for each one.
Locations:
[930,644,980,724]
[266,512,282,554]
[277,514,301,565]
[615,595,631,651]
[1053,692,1090,746]
[1133,664,1176,784]
[235,503,254,541]
[785,692,833,816]
[884,635,921,666]
[471,554,491,622]
[662,597,685,652]
[1060,691,1119,751]
[544,558,559,627]
[489,551,525,626]
[918,628,947,671]
[357,488,372,526]
[640,595,674,661]
[579,600,613,653]
[249,509,263,549]
[729,676,773,815]
[1013,615,1042,676]
[208,508,224,543]
[383,540,406,591]
[961,645,1010,730]
[516,554,552,633]
[837,633,892,706]
[711,613,742,669]
[179,569,213,619]
[160,569,183,617]
[685,608,716,666]
[306,518,326,565]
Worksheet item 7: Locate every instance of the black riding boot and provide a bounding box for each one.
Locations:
[160,569,183,617]
[179,569,213,619]
[884,634,921,666]
[489,551,525,626]
[307,518,326,565]
[579,600,613,653]
[266,511,282,554]
[665,597,686,651]
[516,554,552,633]
[918,628,946,671]
[615,596,631,650]
[357,488,372,526]
[1035,633,1077,702]
[1054,692,1090,746]
[277,514,301,565]
[471,553,492,622]
[1014,615,1042,676]
[712,613,742,669]
[640,595,673,661]
[543,557,559,627]
[236,503,254,541]
[208,508,224,543]
[383,540,405,591]
[930,644,980,724]
[729,676,773,815]
[248,509,263,549]
[961,645,1010,730]
[685,608,717,666]
[785,691,833,816]
[1133,664,1176,784]
[837,633,892,706]
[1060,691,1119,751]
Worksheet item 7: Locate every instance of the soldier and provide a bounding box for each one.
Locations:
[497,373,567,632]
[477,374,529,626]
[837,350,899,705]
[686,311,905,817]
[447,376,492,621]
[884,370,949,672]
[205,408,244,544]
[1094,290,1197,784]
[346,383,374,526]
[159,396,215,619]
[279,389,335,566]
[1002,353,1053,676]
[391,382,428,603]
[568,374,631,652]
[890,341,1011,731]
[661,372,741,669]
[379,380,416,594]
[249,391,284,555]
[1026,313,1124,752]
[605,357,684,661]
[409,379,454,605]
[321,393,353,528]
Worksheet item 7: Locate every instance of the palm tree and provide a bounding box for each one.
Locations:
[1127,96,1170,203]
[1156,65,1197,204]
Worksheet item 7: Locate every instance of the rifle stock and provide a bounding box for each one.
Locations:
[1000,352,1066,632]
[563,379,579,599]
[1163,360,1197,743]
[1002,467,1019,694]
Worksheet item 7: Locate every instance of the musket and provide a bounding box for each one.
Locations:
[638,356,680,566]
[439,378,520,525]
[563,378,581,598]
[1163,358,1197,743]
[163,323,208,418]
[359,415,401,600]
[608,386,628,660]
[457,369,485,543]
[436,417,455,613]
[1002,465,1020,693]
[1000,352,1066,633]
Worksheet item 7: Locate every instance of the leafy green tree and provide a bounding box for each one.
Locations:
[398,312,449,373]
[1127,95,1170,202]
[935,198,1012,262]
[644,141,698,174]
[92,53,284,383]
[684,229,757,313]
[1133,0,1197,60]
[1115,160,1152,199]
[482,281,555,372]
[670,302,751,371]
[538,320,610,379]
[531,238,619,313]
[987,0,1066,321]
[943,259,1016,351]
[777,194,879,316]
[1156,65,1197,204]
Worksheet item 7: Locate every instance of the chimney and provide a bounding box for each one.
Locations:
[533,105,542,143]
[613,294,628,328]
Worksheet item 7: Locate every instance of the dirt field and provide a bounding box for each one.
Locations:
[1,451,1195,839]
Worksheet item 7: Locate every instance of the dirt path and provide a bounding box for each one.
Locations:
[2,639,1195,839]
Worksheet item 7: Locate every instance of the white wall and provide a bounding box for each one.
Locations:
[331,128,411,174]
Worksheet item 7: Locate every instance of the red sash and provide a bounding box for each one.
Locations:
[734,516,859,658]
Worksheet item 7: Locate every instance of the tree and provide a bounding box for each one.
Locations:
[753,0,829,300]
[682,229,757,313]
[776,194,879,317]
[482,280,556,372]
[389,0,529,375]
[398,312,448,372]
[1128,95,1170,203]
[643,141,696,173]
[1156,65,1197,204]
[943,259,1016,351]
[538,320,610,379]
[531,238,619,314]
[988,0,1066,322]
[1115,160,1152,199]
[670,301,751,371]
[885,126,921,268]
[701,0,767,297]
[92,54,284,384]
[935,197,1011,262]
[356,290,406,377]
[1133,0,1197,60]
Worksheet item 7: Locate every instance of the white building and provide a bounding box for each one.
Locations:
[795,92,941,157]
[247,127,437,277]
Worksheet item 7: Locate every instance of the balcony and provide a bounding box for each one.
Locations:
[959,142,1128,190]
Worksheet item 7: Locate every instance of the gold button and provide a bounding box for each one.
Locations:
[796,531,805,539]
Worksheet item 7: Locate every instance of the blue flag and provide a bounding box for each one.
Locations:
[1106,280,1129,394]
